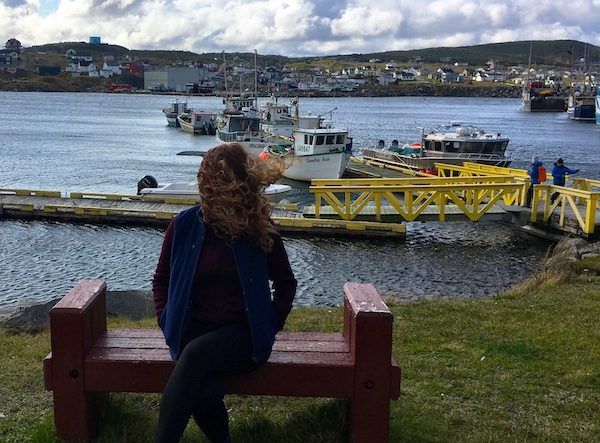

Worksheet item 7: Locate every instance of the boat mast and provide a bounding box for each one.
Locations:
[222,51,228,95]
[254,49,258,109]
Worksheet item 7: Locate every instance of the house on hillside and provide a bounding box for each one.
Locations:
[395,71,415,81]
[102,60,122,76]
[378,72,396,86]
[438,67,457,83]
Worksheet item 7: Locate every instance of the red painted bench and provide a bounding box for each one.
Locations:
[43,280,401,442]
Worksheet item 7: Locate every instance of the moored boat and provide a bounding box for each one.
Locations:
[269,127,352,182]
[162,100,190,127]
[567,86,596,122]
[362,122,511,171]
[521,81,566,112]
[137,176,291,203]
[259,99,296,138]
[178,112,218,135]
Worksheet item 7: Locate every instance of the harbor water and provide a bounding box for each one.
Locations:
[1,92,599,314]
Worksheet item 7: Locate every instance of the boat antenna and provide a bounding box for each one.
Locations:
[254,49,258,109]
[222,51,228,96]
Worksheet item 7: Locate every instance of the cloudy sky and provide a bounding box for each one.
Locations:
[1,0,600,56]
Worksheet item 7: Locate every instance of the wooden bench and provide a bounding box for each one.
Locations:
[43,280,401,442]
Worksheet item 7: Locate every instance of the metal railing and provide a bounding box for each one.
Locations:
[310,180,522,222]
[531,184,600,235]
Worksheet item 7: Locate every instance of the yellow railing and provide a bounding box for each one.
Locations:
[531,184,600,235]
[310,182,522,222]
[313,175,527,208]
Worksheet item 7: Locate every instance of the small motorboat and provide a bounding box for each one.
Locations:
[137,176,291,203]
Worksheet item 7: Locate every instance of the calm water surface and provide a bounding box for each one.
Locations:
[1,92,598,314]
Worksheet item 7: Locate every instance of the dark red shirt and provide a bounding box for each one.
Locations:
[152,218,297,331]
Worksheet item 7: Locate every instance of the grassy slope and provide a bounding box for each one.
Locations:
[1,272,599,442]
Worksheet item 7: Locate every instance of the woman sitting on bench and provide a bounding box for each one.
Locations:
[152,143,297,443]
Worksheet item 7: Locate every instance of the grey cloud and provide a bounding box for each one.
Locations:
[89,0,147,15]
[1,0,28,7]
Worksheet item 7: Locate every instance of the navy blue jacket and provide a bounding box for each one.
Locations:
[159,206,281,363]
[551,164,579,186]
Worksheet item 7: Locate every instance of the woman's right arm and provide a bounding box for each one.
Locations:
[152,218,175,324]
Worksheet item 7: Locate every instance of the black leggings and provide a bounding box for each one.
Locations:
[155,321,257,443]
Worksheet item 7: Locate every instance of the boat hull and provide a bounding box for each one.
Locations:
[166,115,179,127]
[140,182,291,203]
[567,105,596,122]
[283,152,350,182]
[361,149,511,170]
[522,96,566,112]
[597,95,600,125]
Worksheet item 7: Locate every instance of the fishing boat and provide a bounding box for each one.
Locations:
[521,81,566,112]
[567,85,596,122]
[178,112,218,135]
[269,126,352,182]
[137,176,291,203]
[162,100,190,127]
[259,99,296,138]
[362,122,511,171]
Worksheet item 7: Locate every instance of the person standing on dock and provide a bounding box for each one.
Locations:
[152,143,297,443]
[550,158,579,203]
[526,155,545,207]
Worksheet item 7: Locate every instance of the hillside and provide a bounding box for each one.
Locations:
[24,39,599,69]
[352,40,600,66]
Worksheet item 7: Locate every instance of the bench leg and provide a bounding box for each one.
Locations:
[53,387,99,442]
[348,396,390,442]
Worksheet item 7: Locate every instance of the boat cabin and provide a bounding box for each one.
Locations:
[222,115,260,133]
[293,129,349,156]
[223,96,255,114]
[422,123,508,155]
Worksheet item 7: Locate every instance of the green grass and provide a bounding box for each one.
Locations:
[2,275,600,442]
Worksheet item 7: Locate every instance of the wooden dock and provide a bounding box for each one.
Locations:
[303,204,509,223]
[0,189,406,239]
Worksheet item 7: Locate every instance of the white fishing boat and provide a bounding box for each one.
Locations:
[137,177,292,203]
[269,127,352,182]
[178,112,218,135]
[259,99,296,138]
[216,105,291,156]
[162,100,190,127]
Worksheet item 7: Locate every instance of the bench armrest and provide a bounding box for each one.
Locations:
[343,283,394,399]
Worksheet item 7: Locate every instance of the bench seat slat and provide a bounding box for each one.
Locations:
[93,337,349,353]
[103,329,346,342]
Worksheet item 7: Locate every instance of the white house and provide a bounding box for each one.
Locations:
[102,60,122,76]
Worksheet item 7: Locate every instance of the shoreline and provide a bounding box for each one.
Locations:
[0,76,523,98]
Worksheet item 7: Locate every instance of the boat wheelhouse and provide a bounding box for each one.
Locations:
[177,112,217,135]
[362,122,511,170]
[162,101,190,127]
[259,100,295,137]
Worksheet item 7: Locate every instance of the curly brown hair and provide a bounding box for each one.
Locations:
[198,143,284,252]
